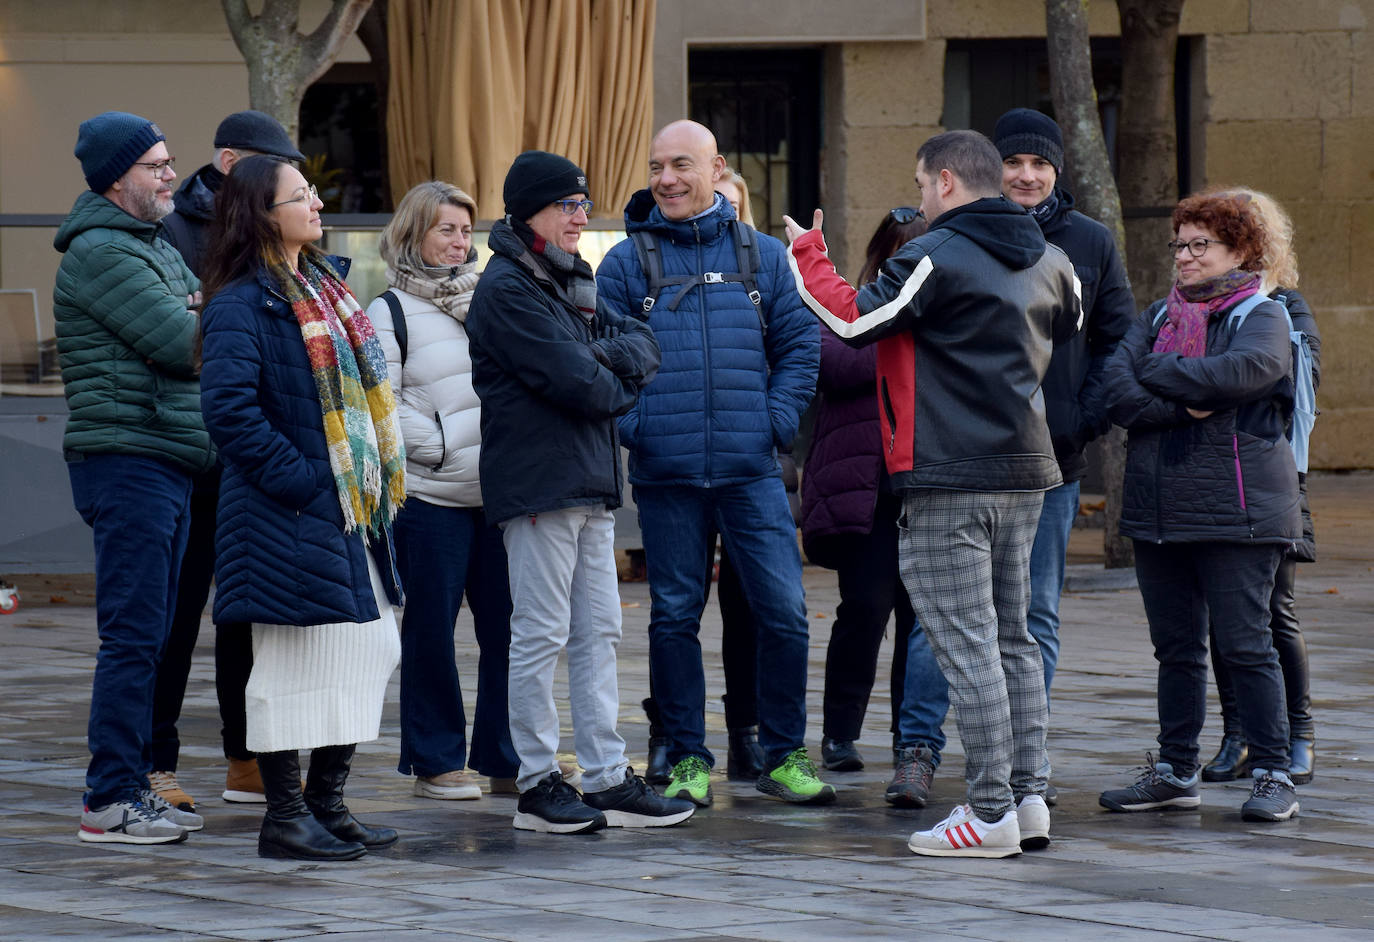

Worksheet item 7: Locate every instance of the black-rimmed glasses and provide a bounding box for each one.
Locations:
[1168,237,1227,258]
[271,184,319,208]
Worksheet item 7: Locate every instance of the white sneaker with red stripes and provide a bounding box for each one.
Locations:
[907,803,1021,858]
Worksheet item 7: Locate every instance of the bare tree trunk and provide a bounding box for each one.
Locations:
[221,0,374,143]
[1045,0,1134,567]
[1119,0,1185,306]
[356,0,391,211]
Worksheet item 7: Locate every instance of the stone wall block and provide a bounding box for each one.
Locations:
[1285,201,1354,304]
[1202,119,1323,200]
[842,42,945,127]
[1354,25,1374,115]
[1250,0,1370,33]
[1205,33,1352,120]
[926,0,1124,39]
[1179,0,1252,35]
[1310,406,1374,468]
[1321,117,1374,199]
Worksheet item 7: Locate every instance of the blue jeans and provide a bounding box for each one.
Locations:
[636,477,809,768]
[394,499,519,779]
[1134,540,1289,778]
[896,619,950,766]
[1026,480,1079,697]
[68,454,193,810]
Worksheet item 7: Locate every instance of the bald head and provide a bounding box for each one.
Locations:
[649,120,726,221]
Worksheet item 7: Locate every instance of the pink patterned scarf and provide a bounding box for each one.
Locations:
[1154,269,1261,357]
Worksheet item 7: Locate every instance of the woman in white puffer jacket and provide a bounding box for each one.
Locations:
[367,181,520,800]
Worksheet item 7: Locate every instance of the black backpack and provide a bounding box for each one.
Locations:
[376,289,409,365]
[629,220,766,334]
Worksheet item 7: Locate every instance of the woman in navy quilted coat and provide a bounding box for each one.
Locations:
[1098,190,1300,824]
[200,156,403,862]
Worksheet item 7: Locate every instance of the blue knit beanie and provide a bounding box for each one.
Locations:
[75,111,166,194]
[993,108,1064,175]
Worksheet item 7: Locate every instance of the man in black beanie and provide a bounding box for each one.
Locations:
[993,108,1135,756]
[55,111,212,844]
[145,110,307,817]
[467,150,692,834]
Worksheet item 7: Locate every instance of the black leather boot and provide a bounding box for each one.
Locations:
[726,727,766,781]
[304,744,398,848]
[257,750,366,860]
[642,698,672,786]
[1289,735,1315,785]
[1201,733,1250,782]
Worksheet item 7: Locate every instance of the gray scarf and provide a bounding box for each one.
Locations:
[385,256,479,323]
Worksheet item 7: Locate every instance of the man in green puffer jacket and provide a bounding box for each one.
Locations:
[53,111,213,847]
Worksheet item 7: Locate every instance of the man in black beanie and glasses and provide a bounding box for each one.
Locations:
[467,150,692,834]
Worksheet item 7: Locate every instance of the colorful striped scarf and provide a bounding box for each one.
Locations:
[270,246,406,540]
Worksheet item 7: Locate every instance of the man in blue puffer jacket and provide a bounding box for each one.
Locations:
[597,120,826,807]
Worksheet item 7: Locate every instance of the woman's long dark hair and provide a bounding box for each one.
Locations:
[859,209,928,285]
[201,155,288,303]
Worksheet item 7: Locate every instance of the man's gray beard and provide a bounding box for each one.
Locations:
[134,188,174,223]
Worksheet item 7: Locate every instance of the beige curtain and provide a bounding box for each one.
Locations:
[387,0,654,220]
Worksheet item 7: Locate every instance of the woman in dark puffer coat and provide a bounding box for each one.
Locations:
[200,156,404,862]
[800,208,947,805]
[1098,189,1300,824]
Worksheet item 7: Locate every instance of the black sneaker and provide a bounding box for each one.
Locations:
[583,768,696,828]
[513,771,606,834]
[821,737,864,772]
[1241,768,1300,822]
[1099,755,1201,812]
[885,745,936,807]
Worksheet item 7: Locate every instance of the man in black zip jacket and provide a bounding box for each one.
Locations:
[786,130,1083,859]
[466,150,693,835]
[994,109,1135,717]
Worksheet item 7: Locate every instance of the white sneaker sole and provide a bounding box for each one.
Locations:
[599,806,695,828]
[222,789,267,803]
[414,781,482,800]
[907,838,1020,858]
[512,812,605,834]
[1242,800,1300,822]
[78,825,188,845]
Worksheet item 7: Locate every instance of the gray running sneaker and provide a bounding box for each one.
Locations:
[79,799,188,845]
[1099,755,1201,812]
[1241,768,1300,822]
[140,787,205,831]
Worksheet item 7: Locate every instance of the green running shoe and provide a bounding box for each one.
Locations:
[664,755,713,807]
[757,748,836,804]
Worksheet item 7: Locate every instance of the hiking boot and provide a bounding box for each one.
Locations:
[885,745,936,808]
[583,767,696,827]
[414,770,483,800]
[513,771,606,834]
[726,726,767,781]
[148,770,195,812]
[1016,794,1050,851]
[1241,768,1300,822]
[79,799,188,845]
[1201,733,1249,782]
[223,757,267,803]
[664,755,713,807]
[757,748,836,804]
[1099,756,1201,812]
[907,803,1020,858]
[821,737,864,772]
[139,787,204,831]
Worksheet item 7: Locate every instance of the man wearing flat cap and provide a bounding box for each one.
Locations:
[467,150,692,834]
[145,109,307,818]
[54,111,213,845]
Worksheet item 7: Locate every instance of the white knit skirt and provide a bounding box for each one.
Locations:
[245,553,401,753]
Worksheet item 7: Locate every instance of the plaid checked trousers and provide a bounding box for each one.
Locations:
[897,488,1051,822]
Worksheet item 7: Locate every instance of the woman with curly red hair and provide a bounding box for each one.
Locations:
[1097,189,1301,823]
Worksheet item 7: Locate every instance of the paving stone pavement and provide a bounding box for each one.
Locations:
[1,472,1371,941]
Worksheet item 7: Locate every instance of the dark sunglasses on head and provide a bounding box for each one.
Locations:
[890,206,921,224]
